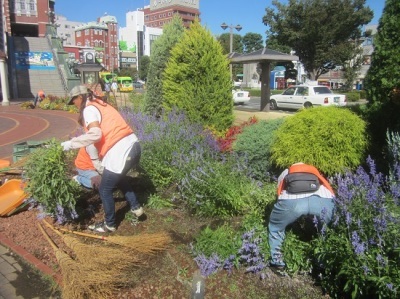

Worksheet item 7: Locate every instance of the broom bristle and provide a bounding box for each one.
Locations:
[61,234,141,270]
[107,232,172,253]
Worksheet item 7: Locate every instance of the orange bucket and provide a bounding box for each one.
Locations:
[0,179,28,216]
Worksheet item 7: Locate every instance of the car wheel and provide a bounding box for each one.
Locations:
[304,102,313,109]
[270,99,278,110]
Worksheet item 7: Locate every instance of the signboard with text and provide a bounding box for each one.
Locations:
[14,51,55,70]
[150,0,199,10]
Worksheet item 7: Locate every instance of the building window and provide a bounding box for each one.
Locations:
[85,29,89,35]
[76,31,81,37]
[19,0,25,10]
[29,0,35,11]
[168,12,171,16]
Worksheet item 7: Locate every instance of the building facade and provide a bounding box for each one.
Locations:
[143,0,200,29]
[55,15,82,46]
[74,14,118,72]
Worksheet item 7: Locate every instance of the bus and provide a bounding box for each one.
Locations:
[99,72,117,83]
[117,76,133,92]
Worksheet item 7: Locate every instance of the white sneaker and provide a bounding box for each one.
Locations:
[72,175,79,184]
[131,207,144,217]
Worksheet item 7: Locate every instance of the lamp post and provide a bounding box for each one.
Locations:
[221,22,242,80]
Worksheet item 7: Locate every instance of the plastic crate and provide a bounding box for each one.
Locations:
[13,141,45,153]
[12,149,31,163]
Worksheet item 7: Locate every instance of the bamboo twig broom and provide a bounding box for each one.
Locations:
[42,219,141,271]
[37,222,116,299]
[55,225,172,254]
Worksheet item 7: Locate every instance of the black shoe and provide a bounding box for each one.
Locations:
[269,264,286,276]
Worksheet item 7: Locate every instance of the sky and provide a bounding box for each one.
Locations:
[55,0,385,36]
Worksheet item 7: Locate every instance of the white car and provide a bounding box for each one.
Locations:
[270,84,347,110]
[232,89,250,105]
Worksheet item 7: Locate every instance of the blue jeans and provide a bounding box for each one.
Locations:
[76,169,99,189]
[99,142,141,227]
[268,195,334,266]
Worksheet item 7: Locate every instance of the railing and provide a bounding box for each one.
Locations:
[45,24,80,93]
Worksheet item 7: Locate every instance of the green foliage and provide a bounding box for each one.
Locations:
[146,193,175,210]
[312,158,400,298]
[233,118,285,181]
[138,55,150,81]
[192,224,242,261]
[24,139,80,223]
[216,32,243,54]
[282,231,312,274]
[344,91,361,102]
[129,92,145,113]
[263,0,373,79]
[364,0,400,104]
[270,106,368,176]
[162,19,234,132]
[179,156,274,218]
[144,16,185,115]
[242,33,264,53]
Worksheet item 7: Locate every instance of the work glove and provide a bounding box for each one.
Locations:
[90,175,102,189]
[61,141,72,151]
[92,159,104,175]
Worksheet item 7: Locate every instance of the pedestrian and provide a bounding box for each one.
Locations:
[111,80,118,98]
[33,89,46,107]
[61,85,143,232]
[73,144,103,189]
[268,162,335,274]
[104,81,111,99]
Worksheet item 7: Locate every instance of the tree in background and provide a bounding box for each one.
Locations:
[242,33,264,53]
[263,0,373,80]
[217,33,243,54]
[364,0,400,104]
[118,67,138,80]
[163,20,233,132]
[143,16,185,115]
[138,55,150,81]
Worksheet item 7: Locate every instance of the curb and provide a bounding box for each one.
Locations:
[0,232,62,286]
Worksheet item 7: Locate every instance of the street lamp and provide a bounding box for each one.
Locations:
[221,22,242,80]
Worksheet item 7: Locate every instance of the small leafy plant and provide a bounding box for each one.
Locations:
[24,139,80,223]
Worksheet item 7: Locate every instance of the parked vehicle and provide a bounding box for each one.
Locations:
[132,81,144,89]
[270,83,347,110]
[232,89,250,105]
[100,72,117,84]
[117,77,133,92]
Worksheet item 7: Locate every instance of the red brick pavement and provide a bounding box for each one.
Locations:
[0,104,79,163]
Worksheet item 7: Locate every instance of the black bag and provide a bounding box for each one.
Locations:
[284,172,320,194]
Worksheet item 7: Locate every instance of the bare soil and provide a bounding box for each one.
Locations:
[0,173,329,299]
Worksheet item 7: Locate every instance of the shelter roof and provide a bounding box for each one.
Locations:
[230,48,298,64]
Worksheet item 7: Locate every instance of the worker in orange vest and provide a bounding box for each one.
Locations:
[73,144,103,189]
[33,90,46,107]
[268,163,335,274]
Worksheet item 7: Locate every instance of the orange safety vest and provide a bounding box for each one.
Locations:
[74,147,95,170]
[277,163,335,196]
[86,101,133,159]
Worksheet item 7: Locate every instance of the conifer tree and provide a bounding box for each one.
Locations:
[364,0,400,104]
[143,16,185,115]
[162,19,233,132]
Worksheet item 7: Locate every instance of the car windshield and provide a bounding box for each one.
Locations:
[313,87,332,94]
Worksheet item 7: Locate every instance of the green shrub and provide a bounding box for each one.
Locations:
[233,118,285,181]
[162,20,233,132]
[129,92,145,113]
[178,156,275,217]
[24,139,80,223]
[270,106,368,176]
[192,224,242,261]
[343,91,360,102]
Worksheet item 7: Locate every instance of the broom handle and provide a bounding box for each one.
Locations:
[37,222,59,251]
[42,219,64,237]
[57,227,108,241]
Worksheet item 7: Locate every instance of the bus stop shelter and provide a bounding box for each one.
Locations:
[230,48,298,112]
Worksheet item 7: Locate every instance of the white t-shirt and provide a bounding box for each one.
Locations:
[84,105,138,174]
